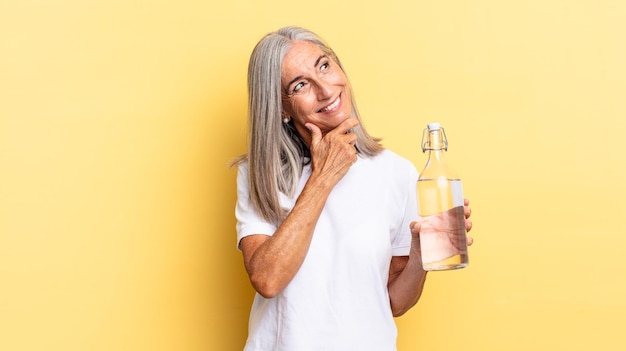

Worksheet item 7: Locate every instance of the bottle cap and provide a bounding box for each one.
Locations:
[427,122,441,131]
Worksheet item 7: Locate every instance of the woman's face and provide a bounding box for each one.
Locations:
[281,41,353,145]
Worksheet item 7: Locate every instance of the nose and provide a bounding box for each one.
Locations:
[314,78,333,100]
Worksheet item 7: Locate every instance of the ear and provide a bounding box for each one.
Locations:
[281,96,294,116]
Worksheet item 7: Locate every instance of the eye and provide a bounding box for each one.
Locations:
[292,81,307,93]
[320,62,330,71]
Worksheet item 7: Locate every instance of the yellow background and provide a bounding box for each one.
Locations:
[1,1,625,350]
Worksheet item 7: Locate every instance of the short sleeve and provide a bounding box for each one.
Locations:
[235,162,277,249]
[390,162,419,256]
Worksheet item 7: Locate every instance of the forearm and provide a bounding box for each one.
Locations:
[245,174,333,298]
[388,240,428,316]
[244,119,360,298]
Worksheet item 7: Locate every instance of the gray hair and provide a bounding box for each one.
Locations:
[241,26,384,223]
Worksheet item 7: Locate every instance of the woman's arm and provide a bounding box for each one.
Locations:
[240,118,360,298]
[240,174,335,298]
[387,222,428,317]
[388,200,473,316]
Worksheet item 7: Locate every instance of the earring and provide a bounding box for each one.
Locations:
[283,117,290,124]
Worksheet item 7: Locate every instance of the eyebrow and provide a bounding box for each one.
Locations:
[285,54,328,91]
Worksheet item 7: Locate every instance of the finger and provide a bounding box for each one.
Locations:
[467,236,474,246]
[464,205,472,219]
[345,130,358,146]
[464,198,470,206]
[329,117,360,136]
[306,123,322,146]
[465,219,473,233]
[410,221,421,232]
[410,221,421,238]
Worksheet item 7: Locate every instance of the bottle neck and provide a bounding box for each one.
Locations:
[427,138,446,165]
[428,147,445,163]
[420,128,455,179]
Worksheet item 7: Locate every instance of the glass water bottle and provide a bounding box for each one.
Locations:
[417,123,469,271]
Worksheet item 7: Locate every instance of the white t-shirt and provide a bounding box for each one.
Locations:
[235,149,419,351]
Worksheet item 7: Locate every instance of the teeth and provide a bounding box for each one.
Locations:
[320,96,340,112]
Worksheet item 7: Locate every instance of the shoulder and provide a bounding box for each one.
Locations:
[371,149,417,173]
[235,158,249,175]
[356,149,418,184]
[235,160,250,187]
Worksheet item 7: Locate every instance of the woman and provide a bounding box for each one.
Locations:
[234,26,472,350]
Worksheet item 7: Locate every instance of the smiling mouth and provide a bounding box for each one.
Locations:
[318,95,341,113]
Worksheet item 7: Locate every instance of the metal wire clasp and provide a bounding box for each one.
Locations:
[421,126,448,153]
